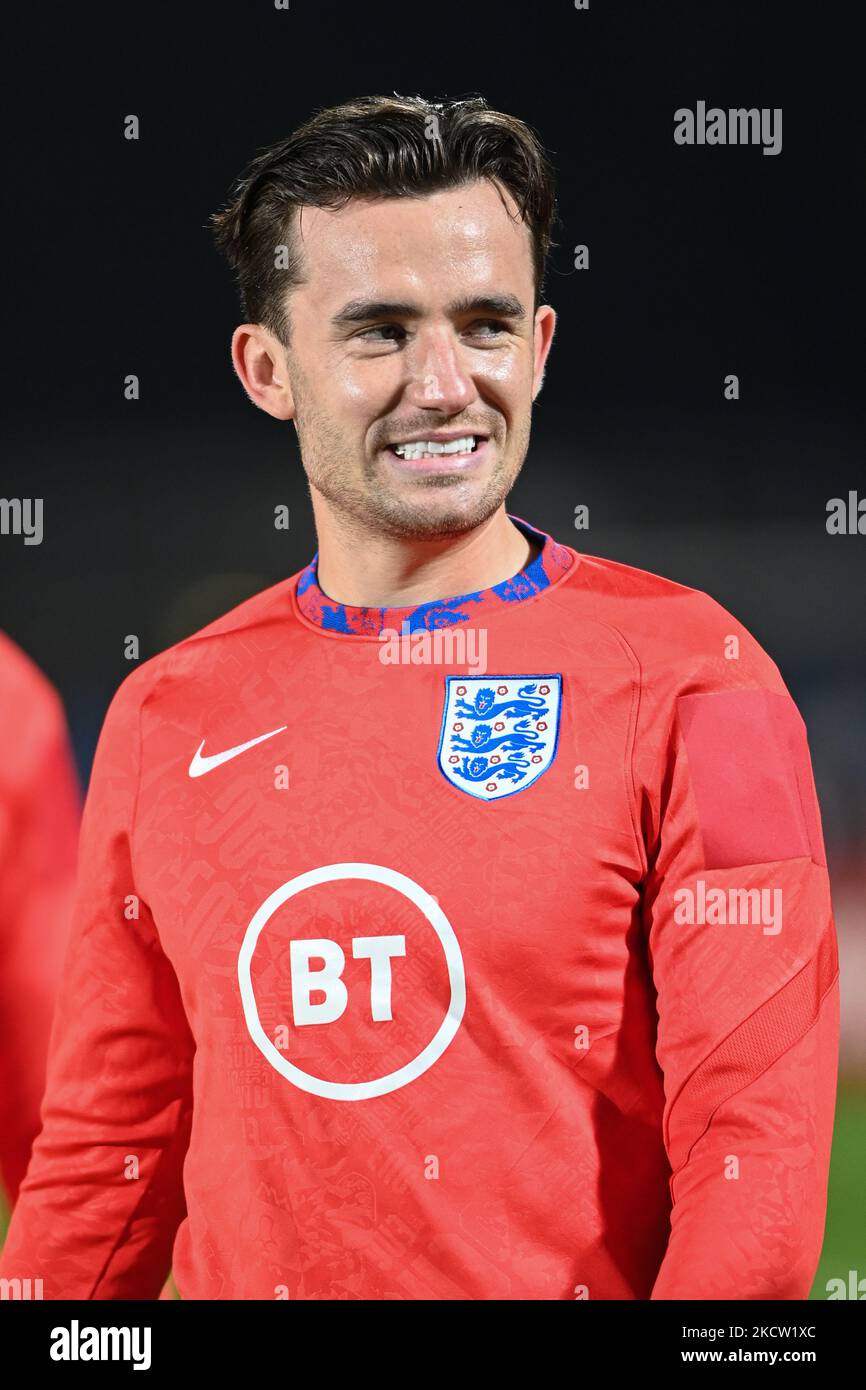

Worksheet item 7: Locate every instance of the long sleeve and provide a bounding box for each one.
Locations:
[0,668,195,1299]
[0,643,81,1206]
[633,602,840,1300]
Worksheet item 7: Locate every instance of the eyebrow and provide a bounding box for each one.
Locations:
[331,293,527,327]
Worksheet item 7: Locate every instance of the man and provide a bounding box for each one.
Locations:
[0,94,838,1300]
[0,633,80,1213]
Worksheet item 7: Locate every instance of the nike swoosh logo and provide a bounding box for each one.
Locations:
[188,725,288,778]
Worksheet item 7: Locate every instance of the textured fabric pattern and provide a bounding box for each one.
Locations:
[0,532,839,1300]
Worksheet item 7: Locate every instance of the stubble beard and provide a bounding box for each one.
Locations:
[292,386,532,542]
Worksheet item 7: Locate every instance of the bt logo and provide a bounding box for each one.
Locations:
[291,935,406,1025]
[238,863,465,1101]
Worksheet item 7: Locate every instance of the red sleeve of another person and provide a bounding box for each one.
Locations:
[0,660,195,1298]
[0,634,81,1206]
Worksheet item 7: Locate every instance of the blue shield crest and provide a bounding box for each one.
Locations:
[437,675,562,801]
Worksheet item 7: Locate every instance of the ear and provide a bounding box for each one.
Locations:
[230,323,296,421]
[532,304,556,400]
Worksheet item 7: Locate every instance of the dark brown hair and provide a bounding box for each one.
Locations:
[210,93,558,345]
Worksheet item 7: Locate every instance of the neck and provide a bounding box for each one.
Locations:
[310,496,536,608]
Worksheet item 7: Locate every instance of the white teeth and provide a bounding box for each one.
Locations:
[393,435,477,459]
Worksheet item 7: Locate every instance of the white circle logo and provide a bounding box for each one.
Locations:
[237,862,466,1100]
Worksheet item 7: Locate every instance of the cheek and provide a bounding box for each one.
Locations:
[474,352,529,395]
[482,358,519,385]
[330,359,395,410]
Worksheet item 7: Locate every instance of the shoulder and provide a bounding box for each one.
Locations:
[0,630,61,709]
[555,549,785,690]
[0,632,71,795]
[96,570,302,730]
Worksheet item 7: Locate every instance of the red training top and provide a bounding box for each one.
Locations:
[0,518,839,1299]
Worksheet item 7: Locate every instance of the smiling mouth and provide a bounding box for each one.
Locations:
[385,435,489,468]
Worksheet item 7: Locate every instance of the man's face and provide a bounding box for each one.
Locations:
[246,178,555,539]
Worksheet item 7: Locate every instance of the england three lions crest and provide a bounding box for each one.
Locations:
[437,676,563,802]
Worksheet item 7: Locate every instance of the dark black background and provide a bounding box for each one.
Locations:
[1,0,862,855]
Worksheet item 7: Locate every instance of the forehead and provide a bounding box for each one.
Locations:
[293,179,533,304]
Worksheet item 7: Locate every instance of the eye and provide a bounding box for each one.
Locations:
[355,318,509,344]
[466,319,509,338]
[357,323,406,342]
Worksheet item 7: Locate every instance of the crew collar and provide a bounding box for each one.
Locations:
[295,514,574,636]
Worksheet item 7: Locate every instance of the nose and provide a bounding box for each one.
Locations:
[403,327,477,415]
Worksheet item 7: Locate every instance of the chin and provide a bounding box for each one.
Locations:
[370,490,508,541]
